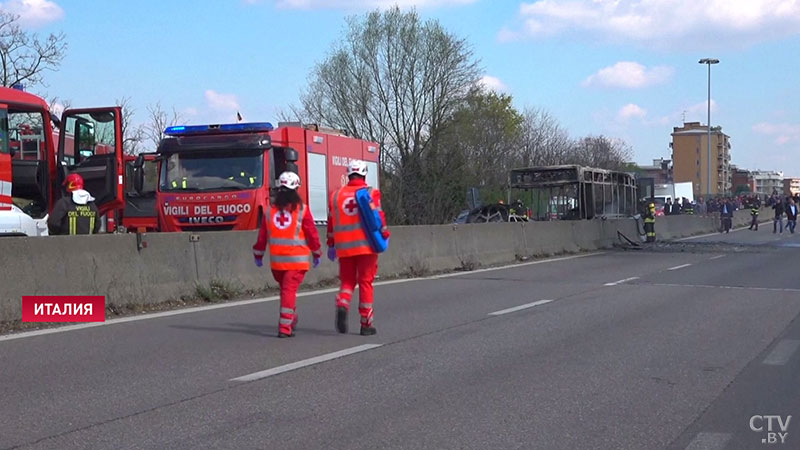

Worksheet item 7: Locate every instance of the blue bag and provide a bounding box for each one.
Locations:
[355,187,388,253]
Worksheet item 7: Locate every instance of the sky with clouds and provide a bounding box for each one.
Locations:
[8,0,800,176]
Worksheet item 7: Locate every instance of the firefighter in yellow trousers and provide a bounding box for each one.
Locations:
[644,202,656,242]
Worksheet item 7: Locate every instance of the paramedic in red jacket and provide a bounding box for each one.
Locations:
[253,171,322,338]
[327,160,390,336]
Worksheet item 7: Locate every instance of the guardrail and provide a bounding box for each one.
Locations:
[0,210,755,323]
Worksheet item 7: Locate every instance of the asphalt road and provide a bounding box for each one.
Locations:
[1,223,799,449]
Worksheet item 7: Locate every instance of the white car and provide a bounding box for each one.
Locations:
[0,204,48,236]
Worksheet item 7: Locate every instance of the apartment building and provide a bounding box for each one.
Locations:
[751,170,784,195]
[671,122,732,197]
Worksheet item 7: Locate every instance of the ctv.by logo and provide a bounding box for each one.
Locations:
[750,415,791,445]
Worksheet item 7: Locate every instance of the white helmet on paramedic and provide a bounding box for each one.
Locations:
[347,159,368,177]
[278,171,301,190]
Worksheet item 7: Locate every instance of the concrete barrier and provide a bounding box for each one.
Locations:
[0,211,752,323]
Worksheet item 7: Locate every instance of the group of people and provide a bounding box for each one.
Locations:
[661,194,769,219]
[252,160,389,338]
[660,192,799,235]
[662,197,697,215]
[762,193,799,234]
[644,190,799,239]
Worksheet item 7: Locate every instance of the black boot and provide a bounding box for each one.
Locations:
[360,326,377,336]
[336,307,348,334]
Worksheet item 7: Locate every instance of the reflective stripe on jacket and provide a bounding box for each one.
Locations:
[330,185,373,257]
[268,204,310,271]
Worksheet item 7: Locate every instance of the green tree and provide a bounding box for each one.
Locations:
[430,89,524,222]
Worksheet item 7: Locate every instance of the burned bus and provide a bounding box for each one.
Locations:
[509,165,638,220]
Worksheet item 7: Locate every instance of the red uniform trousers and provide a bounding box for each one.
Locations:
[272,269,306,335]
[335,253,379,328]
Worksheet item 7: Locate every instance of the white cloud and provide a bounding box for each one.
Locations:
[275,0,476,9]
[199,90,243,123]
[478,75,508,93]
[686,99,718,118]
[752,122,800,146]
[617,103,647,122]
[0,0,64,27]
[582,62,673,89]
[502,0,800,48]
[205,90,240,112]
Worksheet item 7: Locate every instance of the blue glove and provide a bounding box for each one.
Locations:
[327,247,337,262]
[313,256,320,268]
[254,256,263,267]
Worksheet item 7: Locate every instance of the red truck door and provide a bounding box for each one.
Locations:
[122,154,158,231]
[0,104,11,206]
[56,107,124,215]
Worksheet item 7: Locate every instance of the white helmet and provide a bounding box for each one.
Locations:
[278,171,301,190]
[347,159,368,177]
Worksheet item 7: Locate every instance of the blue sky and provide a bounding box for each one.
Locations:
[7,0,800,176]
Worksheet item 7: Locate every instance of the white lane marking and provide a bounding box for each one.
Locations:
[676,221,769,241]
[604,277,639,287]
[762,339,800,366]
[667,263,693,271]
[0,252,605,343]
[648,283,800,293]
[709,255,726,260]
[685,432,731,450]
[489,300,553,316]
[426,252,604,280]
[230,344,382,382]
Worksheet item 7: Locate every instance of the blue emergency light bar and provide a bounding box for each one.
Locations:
[164,122,274,136]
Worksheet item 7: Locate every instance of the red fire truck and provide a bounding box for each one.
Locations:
[129,122,380,232]
[0,86,125,236]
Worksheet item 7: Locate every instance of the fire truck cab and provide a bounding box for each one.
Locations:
[130,122,380,232]
[0,86,125,236]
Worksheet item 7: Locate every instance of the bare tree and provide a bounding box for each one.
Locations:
[45,95,71,129]
[115,96,144,155]
[0,11,67,89]
[144,102,182,150]
[297,7,481,224]
[519,107,574,167]
[568,135,632,170]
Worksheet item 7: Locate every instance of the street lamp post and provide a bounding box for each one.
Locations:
[699,58,719,197]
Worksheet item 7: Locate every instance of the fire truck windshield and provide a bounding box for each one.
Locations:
[160,150,264,192]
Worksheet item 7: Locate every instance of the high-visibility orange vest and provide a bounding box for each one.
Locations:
[330,185,374,258]
[268,204,311,271]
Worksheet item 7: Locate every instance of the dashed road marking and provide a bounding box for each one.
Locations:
[604,277,639,287]
[709,255,726,260]
[230,344,383,382]
[489,300,553,316]
[647,283,800,293]
[668,263,693,271]
[763,339,800,366]
[0,252,605,343]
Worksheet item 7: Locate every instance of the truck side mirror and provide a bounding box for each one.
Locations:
[285,148,299,175]
[133,154,145,194]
